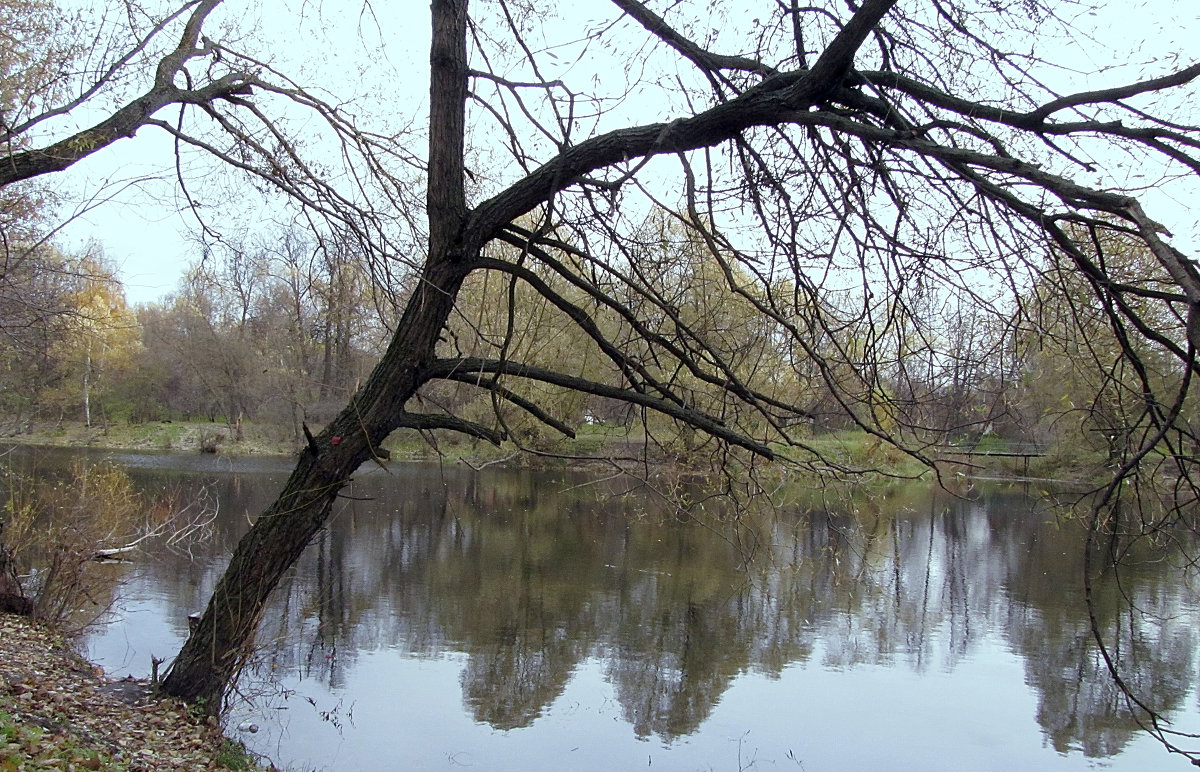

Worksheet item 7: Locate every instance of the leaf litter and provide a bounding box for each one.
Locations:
[0,613,269,771]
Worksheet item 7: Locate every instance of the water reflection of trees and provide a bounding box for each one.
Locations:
[995,500,1197,758]
[132,465,1199,755]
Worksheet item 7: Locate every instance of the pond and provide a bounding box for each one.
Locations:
[8,447,1200,770]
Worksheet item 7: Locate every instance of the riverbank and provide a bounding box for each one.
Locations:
[0,614,266,771]
[3,418,1097,482]
[1,421,298,457]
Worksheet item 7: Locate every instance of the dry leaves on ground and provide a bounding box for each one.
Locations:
[0,613,264,771]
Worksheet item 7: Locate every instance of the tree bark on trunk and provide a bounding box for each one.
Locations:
[160,258,468,706]
[159,0,471,708]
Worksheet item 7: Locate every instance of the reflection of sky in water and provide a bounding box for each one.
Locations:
[71,454,1200,772]
[210,642,1189,771]
[91,618,1193,772]
[89,590,189,675]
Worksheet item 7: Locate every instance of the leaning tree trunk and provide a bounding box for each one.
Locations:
[159,0,896,707]
[159,260,467,706]
[159,0,471,709]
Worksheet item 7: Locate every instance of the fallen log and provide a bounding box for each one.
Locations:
[93,546,137,561]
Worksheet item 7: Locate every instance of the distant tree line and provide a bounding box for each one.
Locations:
[4,212,1189,467]
[0,227,388,441]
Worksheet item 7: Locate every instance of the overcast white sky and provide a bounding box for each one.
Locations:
[51,0,432,304]
[47,0,1200,306]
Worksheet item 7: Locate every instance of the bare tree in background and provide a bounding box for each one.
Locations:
[5,0,1200,757]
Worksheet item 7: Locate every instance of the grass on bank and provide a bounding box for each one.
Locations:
[3,419,299,457]
[4,415,1124,482]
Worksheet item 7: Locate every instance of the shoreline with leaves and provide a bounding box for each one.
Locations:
[0,613,265,771]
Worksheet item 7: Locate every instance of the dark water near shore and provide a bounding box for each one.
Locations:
[7,446,1200,770]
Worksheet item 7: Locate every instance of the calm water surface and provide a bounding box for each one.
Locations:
[11,447,1200,770]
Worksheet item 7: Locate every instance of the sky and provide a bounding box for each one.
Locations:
[43,0,1200,307]
[51,0,433,306]
[55,132,201,304]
